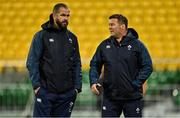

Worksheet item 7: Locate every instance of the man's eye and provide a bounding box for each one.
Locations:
[60,14,66,16]
[60,14,70,17]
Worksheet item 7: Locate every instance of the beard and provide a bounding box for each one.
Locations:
[56,20,68,29]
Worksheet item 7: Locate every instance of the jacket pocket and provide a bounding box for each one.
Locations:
[104,78,135,99]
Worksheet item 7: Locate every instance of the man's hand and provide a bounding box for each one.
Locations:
[91,83,102,95]
[34,87,40,95]
[75,89,78,94]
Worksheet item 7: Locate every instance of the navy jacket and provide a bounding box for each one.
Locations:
[26,14,82,93]
[89,28,153,100]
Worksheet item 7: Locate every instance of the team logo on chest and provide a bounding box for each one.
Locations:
[127,45,132,50]
[69,38,73,44]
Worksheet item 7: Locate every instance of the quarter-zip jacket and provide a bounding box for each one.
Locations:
[26,14,82,93]
[89,28,153,100]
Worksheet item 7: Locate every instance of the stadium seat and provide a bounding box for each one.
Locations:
[0,0,179,71]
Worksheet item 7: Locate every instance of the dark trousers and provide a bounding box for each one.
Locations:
[102,96,143,118]
[33,87,77,117]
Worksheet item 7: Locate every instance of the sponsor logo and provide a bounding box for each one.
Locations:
[49,38,54,42]
[102,106,107,110]
[69,102,74,112]
[106,45,111,49]
[136,107,140,114]
[37,98,41,103]
[127,45,132,50]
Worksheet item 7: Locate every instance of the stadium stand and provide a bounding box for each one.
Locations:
[0,0,179,71]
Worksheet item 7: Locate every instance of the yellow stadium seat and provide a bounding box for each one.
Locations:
[0,0,179,71]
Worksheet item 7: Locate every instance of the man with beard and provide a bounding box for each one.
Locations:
[26,3,82,117]
[89,14,153,117]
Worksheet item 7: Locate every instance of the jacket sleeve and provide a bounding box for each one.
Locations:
[73,37,82,93]
[89,44,103,87]
[132,41,153,88]
[26,31,43,90]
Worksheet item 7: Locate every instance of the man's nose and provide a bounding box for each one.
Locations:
[64,16,69,20]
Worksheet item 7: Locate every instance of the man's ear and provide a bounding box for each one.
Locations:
[53,13,56,19]
[121,24,126,30]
